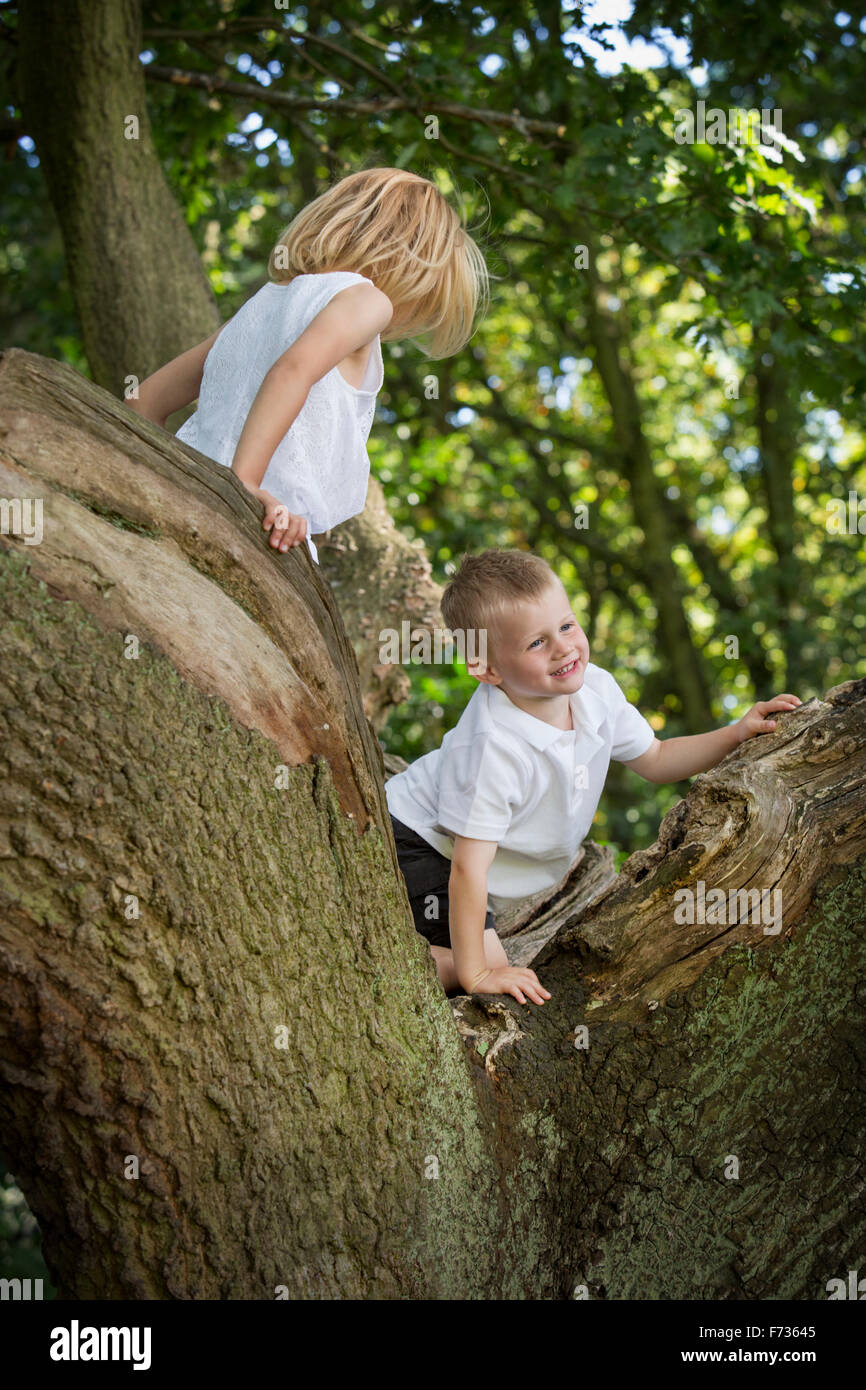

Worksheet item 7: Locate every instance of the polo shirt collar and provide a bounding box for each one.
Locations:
[486,681,606,754]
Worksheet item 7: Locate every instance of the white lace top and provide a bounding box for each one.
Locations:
[176,271,384,544]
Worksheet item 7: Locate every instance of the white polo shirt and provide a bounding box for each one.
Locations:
[385,662,656,912]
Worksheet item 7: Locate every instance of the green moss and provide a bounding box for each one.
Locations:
[65,490,161,538]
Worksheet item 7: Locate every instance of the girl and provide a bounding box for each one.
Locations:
[126,168,488,561]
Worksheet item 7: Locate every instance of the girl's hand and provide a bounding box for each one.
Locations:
[736,693,802,742]
[244,485,308,551]
[266,502,308,552]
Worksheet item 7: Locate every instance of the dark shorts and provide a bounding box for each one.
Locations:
[390,815,498,949]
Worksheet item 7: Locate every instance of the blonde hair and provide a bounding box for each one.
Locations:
[268,167,488,357]
[441,550,561,649]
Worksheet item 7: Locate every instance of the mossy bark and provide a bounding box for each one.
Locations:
[1,348,864,1298]
[454,861,866,1298]
[0,554,509,1298]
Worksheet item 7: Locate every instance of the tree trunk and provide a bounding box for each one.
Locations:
[16,0,221,395]
[1,349,865,1300]
[316,484,441,731]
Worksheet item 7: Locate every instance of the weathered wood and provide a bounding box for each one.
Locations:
[544,678,866,1024]
[0,350,387,830]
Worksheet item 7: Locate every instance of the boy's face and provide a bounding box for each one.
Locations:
[471,579,590,702]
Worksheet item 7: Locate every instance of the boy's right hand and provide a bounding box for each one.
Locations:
[465,966,551,1006]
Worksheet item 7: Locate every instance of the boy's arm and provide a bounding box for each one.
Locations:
[622,693,802,784]
[448,836,550,1004]
[230,282,393,492]
[124,325,226,428]
[448,836,499,992]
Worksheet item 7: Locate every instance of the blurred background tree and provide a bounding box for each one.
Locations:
[1,1,864,889]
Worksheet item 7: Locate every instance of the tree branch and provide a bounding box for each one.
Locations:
[142,63,568,138]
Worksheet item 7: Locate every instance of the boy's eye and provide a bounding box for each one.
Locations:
[528,637,543,649]
[561,622,574,632]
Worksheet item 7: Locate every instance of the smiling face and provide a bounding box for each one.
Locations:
[473,578,591,713]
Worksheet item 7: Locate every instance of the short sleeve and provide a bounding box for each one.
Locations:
[436,736,530,841]
[307,271,376,321]
[603,671,656,761]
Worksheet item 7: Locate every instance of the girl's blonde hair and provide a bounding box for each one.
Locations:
[268,167,489,357]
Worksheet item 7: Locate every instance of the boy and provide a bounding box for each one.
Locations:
[385,550,801,1006]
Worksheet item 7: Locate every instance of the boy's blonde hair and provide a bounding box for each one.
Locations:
[441,550,561,650]
[268,167,488,357]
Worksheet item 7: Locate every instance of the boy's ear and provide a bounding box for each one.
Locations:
[466,659,503,687]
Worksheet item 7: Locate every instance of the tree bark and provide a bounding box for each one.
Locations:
[316,486,441,730]
[1,350,865,1300]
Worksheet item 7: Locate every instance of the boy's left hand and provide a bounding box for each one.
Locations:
[735,693,802,743]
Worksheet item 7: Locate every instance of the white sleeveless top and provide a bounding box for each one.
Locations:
[176,271,384,551]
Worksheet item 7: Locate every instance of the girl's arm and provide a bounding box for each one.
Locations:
[125,324,226,428]
[230,282,393,493]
